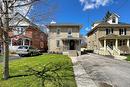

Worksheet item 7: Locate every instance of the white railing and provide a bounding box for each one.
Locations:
[107,46,113,55]
[98,47,106,55]
[113,46,120,55]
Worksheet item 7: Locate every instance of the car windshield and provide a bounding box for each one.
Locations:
[18,46,28,49]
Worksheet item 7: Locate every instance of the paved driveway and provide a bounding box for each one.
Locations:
[77,53,130,87]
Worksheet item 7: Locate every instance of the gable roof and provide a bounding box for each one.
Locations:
[87,11,130,36]
[87,22,130,36]
[103,11,120,22]
[9,13,48,34]
[9,12,37,28]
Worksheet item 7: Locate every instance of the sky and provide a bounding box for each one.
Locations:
[30,0,130,36]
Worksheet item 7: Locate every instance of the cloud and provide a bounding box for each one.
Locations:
[79,0,113,11]
[85,27,91,31]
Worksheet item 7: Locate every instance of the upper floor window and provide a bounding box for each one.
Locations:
[106,28,113,35]
[119,28,126,35]
[68,28,72,36]
[13,27,25,35]
[56,28,60,35]
[112,17,116,23]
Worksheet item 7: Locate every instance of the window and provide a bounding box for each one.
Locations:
[106,28,113,35]
[68,28,72,36]
[119,28,126,35]
[112,17,116,23]
[56,28,60,35]
[119,40,126,46]
[13,27,25,35]
[56,40,60,47]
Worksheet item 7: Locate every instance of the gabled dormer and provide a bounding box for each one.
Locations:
[103,11,120,24]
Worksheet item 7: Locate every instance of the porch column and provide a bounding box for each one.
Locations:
[22,39,25,46]
[29,40,31,46]
[10,38,13,46]
[115,39,118,48]
[127,39,129,47]
[104,39,106,50]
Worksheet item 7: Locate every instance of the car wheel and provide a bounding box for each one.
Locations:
[27,53,31,57]
[18,54,21,57]
[19,54,24,57]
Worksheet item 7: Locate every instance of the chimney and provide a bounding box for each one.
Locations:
[50,20,56,24]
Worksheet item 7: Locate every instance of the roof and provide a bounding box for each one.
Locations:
[99,34,130,40]
[48,23,82,29]
[11,34,31,40]
[87,22,130,36]
[9,12,38,28]
[9,13,48,34]
[103,11,120,22]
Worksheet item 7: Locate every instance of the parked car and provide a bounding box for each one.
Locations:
[16,46,41,57]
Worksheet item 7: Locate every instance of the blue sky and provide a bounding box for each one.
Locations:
[31,0,130,36]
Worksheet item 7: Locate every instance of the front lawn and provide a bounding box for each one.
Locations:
[125,55,130,61]
[0,55,3,62]
[0,54,76,87]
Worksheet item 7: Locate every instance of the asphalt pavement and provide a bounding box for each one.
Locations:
[74,53,130,87]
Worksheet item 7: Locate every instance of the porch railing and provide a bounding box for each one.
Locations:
[113,46,120,55]
[107,45,113,55]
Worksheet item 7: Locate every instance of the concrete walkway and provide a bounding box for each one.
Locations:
[71,56,97,87]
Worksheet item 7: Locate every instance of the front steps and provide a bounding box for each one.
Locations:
[69,50,77,57]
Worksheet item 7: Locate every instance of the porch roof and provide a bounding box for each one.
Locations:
[61,37,82,41]
[11,35,31,41]
[99,34,130,40]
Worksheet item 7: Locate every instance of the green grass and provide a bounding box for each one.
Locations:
[125,55,130,61]
[0,54,77,87]
[0,55,3,62]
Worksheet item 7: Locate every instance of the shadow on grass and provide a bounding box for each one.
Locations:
[9,74,34,78]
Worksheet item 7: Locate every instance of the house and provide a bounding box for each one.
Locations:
[47,22,82,56]
[87,11,130,55]
[1,13,48,53]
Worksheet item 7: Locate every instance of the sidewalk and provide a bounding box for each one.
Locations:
[70,56,97,87]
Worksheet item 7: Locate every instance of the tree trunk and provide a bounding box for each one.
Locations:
[3,1,10,80]
[3,32,9,80]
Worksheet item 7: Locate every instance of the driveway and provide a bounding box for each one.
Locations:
[0,54,21,63]
[76,53,130,87]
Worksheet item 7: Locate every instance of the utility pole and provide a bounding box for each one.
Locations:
[3,0,10,80]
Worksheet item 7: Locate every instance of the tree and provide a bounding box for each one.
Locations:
[0,0,56,80]
[0,0,40,80]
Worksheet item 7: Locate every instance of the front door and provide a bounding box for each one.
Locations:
[69,40,75,50]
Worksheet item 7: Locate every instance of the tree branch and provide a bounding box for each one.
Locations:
[10,0,39,8]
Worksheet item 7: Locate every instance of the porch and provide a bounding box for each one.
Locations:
[99,34,130,55]
[10,35,32,52]
[61,37,81,56]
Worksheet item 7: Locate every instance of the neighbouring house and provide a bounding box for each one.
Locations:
[87,11,130,56]
[47,22,82,56]
[0,13,48,53]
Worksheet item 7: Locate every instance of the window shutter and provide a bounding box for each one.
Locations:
[119,29,121,35]
[124,28,126,35]
[111,28,113,33]
[106,29,108,35]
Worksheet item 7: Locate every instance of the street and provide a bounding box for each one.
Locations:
[76,54,130,87]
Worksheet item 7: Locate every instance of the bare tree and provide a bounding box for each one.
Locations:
[0,0,56,80]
